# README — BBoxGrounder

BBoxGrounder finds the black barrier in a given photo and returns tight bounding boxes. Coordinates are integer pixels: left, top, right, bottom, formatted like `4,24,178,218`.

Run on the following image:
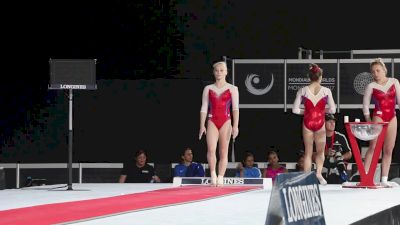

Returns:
395,60,400,80
232,58,399,110
234,60,284,107
339,58,398,109
265,172,325,225
0,168,5,190
339,60,375,105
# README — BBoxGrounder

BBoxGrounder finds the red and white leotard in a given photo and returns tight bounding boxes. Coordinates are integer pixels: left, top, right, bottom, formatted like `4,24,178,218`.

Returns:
292,86,336,131
200,83,239,129
363,78,400,122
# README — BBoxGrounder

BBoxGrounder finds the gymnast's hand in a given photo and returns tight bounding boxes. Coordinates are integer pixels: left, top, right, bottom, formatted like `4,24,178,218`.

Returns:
199,126,207,140
232,126,239,139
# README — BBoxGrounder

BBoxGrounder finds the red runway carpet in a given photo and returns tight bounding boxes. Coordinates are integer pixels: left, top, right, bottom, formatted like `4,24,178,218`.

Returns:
0,185,259,225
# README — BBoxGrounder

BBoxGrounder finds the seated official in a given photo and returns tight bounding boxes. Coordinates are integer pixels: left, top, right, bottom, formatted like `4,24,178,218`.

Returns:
119,149,160,183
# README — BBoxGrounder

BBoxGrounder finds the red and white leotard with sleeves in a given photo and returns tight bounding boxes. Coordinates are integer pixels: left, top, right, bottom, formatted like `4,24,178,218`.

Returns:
363,78,400,122
200,83,239,129
292,86,336,131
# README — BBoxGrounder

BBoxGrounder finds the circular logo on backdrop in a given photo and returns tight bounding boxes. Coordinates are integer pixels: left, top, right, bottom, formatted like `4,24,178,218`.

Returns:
353,72,374,95
245,73,274,95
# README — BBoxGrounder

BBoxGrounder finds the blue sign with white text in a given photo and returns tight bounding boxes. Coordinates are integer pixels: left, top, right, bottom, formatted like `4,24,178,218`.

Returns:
265,172,326,225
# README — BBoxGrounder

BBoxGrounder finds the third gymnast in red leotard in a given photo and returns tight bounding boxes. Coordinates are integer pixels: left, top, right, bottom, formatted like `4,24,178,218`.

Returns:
199,61,239,186
292,63,336,185
362,58,400,187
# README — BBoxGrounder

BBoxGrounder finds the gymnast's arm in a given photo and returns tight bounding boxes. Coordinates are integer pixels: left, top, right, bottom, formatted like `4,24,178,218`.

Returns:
325,88,336,114
231,86,239,139
395,78,400,113
292,88,304,115
363,84,373,122
199,86,209,140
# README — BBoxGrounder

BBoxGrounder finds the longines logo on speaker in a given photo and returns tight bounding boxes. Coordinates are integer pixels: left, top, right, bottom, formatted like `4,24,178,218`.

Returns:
59,84,87,89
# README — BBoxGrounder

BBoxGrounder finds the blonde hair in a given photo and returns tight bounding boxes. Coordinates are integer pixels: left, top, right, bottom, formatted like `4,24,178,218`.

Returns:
370,58,387,73
213,61,227,70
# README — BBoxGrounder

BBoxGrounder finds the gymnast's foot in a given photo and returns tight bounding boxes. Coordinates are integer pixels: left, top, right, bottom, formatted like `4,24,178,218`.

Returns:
217,175,224,187
380,176,390,188
380,180,398,188
316,174,327,185
210,172,217,187
381,181,392,188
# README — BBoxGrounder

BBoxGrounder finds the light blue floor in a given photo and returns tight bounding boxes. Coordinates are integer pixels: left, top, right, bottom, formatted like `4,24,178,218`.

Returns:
0,183,399,225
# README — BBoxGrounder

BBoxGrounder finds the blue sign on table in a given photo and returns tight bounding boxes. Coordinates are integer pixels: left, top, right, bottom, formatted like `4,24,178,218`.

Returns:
265,172,325,225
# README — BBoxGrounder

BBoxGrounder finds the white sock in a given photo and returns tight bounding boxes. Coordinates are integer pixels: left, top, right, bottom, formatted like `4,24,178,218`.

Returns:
381,176,388,183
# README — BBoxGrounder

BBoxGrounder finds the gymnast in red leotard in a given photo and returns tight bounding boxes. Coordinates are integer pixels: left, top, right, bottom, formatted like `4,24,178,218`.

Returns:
292,63,336,185
207,88,233,129
199,61,239,186
362,58,400,186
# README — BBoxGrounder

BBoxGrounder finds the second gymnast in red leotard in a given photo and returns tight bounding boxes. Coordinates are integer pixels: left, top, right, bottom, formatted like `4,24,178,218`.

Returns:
199,61,239,186
292,63,336,185
362,58,400,186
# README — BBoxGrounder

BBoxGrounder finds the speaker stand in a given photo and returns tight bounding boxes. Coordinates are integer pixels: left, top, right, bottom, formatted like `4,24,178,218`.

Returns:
48,89,89,191
68,89,73,190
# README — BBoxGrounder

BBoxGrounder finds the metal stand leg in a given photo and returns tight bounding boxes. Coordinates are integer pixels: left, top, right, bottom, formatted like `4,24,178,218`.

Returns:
67,89,73,190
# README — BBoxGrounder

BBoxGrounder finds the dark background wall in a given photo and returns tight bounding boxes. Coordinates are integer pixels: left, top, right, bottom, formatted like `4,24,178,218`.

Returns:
1,78,398,164
1,1,399,163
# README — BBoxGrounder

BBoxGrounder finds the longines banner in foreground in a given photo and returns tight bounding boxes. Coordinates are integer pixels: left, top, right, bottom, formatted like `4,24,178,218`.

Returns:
232,58,399,109
234,60,284,107
265,172,325,225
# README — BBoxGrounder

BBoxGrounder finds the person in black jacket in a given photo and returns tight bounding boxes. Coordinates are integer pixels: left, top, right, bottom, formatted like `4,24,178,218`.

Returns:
119,149,160,183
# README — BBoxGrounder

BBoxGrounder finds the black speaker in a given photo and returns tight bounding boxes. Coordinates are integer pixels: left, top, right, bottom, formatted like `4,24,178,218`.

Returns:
49,59,97,90
0,168,5,190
